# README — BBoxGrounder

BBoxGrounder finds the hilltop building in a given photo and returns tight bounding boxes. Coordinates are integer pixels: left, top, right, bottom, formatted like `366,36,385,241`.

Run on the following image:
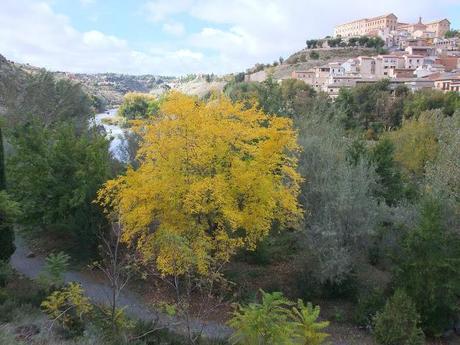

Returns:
397,17,451,38
334,13,398,37
334,14,450,39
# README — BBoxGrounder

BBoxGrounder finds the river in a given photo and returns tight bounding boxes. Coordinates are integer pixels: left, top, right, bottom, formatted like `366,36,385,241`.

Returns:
93,108,127,161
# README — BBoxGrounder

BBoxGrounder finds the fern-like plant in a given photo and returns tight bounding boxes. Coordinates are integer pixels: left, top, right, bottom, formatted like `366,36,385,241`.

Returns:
291,300,329,345
228,290,330,345
39,251,70,288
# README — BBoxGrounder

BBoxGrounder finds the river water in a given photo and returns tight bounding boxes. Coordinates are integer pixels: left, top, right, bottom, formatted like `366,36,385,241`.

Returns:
93,108,126,160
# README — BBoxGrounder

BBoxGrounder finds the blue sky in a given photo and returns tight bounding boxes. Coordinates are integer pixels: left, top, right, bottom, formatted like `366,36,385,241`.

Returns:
1,0,459,75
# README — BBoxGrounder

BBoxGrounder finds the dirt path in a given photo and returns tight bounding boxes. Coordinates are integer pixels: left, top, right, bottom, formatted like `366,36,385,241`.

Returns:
10,235,232,340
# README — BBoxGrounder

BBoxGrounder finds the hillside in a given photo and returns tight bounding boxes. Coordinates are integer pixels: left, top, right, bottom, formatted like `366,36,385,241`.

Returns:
1,47,380,113
0,55,28,117
58,72,175,108
0,54,227,109
247,47,380,80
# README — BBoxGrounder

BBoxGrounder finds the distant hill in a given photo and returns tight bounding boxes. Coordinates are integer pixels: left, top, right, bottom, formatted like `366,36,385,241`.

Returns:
1,46,381,113
54,72,175,108
0,54,228,109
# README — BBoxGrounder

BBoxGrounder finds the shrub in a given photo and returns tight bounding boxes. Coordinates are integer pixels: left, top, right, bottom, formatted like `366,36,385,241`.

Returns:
0,191,20,262
0,288,7,304
41,282,92,336
91,306,134,342
228,290,329,345
373,290,424,345
118,92,160,120
0,299,17,322
38,252,70,288
309,51,320,59
0,261,13,287
354,288,386,329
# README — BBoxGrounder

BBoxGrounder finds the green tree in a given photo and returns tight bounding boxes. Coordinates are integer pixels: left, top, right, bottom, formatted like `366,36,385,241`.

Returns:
8,70,92,129
403,89,460,119
0,125,16,262
297,116,383,283
370,138,405,205
8,123,112,254
386,114,438,178
335,79,404,131
445,29,460,38
373,290,424,345
394,198,460,336
118,92,160,120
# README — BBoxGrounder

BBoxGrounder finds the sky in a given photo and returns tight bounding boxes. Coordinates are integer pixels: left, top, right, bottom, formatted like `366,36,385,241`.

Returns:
1,0,459,76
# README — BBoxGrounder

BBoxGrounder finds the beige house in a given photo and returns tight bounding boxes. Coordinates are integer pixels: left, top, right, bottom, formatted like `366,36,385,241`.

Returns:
334,13,398,37
358,56,377,76
398,17,450,38
426,19,451,38
291,70,315,84
404,55,425,69
375,55,405,76
433,74,460,92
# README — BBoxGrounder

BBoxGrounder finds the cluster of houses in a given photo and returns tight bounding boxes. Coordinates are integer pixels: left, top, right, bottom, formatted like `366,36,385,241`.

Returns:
288,14,460,97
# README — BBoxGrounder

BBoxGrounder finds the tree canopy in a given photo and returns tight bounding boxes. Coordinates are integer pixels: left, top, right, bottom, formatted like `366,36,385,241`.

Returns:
97,92,301,276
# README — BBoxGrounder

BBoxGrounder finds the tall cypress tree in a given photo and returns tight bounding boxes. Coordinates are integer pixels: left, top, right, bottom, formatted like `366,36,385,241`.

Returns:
0,125,15,261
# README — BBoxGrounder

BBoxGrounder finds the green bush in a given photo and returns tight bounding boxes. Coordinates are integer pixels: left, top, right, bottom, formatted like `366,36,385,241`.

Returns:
228,290,329,345
354,288,386,328
0,299,17,322
0,288,8,305
309,51,320,59
90,306,134,342
38,252,70,288
321,274,359,300
373,290,424,345
0,261,13,287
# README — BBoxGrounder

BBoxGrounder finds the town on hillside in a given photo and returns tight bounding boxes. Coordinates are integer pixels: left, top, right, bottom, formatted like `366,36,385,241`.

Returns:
248,13,460,98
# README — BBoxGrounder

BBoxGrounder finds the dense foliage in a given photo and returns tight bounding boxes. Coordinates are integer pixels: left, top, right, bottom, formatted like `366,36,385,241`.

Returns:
373,290,425,345
5,71,92,129
118,92,160,120
1,57,459,344
0,126,17,262
8,123,111,252
97,92,301,276
229,291,329,345
394,198,460,336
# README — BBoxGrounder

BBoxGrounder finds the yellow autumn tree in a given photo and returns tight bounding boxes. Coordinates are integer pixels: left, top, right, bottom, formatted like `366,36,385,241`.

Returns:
97,92,301,277
386,113,439,177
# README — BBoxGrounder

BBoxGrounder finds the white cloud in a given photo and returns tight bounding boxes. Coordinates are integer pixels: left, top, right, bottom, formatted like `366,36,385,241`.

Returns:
146,0,459,72
0,0,457,75
0,0,222,75
162,22,185,36
144,0,192,22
